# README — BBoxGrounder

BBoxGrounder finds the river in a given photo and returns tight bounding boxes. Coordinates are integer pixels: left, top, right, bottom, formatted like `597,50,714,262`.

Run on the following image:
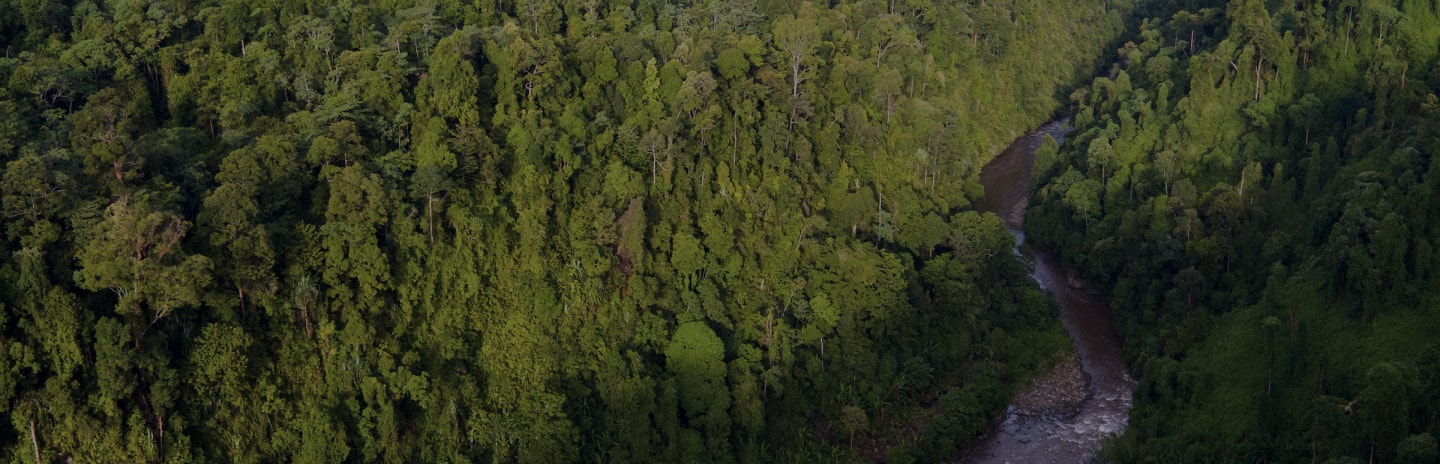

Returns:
958,119,1136,463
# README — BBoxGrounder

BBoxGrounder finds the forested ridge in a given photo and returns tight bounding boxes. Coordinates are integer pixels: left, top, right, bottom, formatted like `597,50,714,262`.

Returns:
1026,0,1440,461
0,0,1139,462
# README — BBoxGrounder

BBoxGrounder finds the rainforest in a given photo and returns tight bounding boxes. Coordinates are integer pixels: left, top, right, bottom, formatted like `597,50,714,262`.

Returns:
0,0,1437,463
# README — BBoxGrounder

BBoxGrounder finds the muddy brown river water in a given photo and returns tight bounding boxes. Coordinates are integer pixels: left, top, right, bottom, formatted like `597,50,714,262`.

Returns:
959,120,1136,464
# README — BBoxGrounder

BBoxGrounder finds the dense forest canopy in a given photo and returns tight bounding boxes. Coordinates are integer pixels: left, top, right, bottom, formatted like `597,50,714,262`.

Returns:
1026,0,1440,462
0,0,1141,462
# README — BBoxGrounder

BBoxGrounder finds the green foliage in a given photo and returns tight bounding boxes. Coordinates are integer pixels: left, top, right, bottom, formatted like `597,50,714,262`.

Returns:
75,194,213,325
1027,1,1440,461
0,0,1137,461
1397,433,1438,464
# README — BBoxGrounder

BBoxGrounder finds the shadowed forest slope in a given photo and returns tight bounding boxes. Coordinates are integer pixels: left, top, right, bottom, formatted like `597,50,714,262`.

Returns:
1026,0,1440,461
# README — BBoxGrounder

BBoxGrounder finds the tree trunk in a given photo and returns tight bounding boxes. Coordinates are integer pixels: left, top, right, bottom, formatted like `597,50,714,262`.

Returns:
30,420,40,464
1238,170,1246,199
1255,57,1263,102
791,58,802,97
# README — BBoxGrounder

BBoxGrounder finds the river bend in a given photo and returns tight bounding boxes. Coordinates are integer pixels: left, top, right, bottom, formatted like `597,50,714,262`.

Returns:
959,120,1136,464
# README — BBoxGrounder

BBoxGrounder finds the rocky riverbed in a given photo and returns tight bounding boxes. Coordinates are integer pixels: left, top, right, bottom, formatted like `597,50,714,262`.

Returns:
1009,354,1087,421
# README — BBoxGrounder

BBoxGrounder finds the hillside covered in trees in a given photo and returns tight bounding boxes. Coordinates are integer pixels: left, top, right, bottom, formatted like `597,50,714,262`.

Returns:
0,0,1146,462
1026,0,1440,461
